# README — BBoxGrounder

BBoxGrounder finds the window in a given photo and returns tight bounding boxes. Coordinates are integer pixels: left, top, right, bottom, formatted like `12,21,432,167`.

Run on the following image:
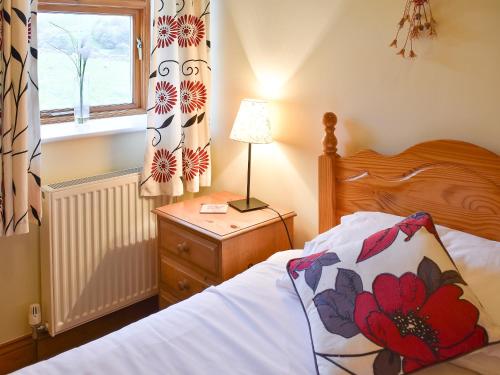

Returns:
38,0,150,123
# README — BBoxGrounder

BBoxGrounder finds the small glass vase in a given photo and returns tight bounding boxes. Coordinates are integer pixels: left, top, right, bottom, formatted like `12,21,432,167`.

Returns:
74,74,90,124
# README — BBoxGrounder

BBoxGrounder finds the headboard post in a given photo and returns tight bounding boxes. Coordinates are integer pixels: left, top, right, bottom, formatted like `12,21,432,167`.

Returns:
318,112,338,233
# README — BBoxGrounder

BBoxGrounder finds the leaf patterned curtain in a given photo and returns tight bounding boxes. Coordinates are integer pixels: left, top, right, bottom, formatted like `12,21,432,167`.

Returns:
141,0,211,197
0,0,42,236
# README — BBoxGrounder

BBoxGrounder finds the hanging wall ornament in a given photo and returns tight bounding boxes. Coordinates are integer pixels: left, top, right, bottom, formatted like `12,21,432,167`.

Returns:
390,0,437,59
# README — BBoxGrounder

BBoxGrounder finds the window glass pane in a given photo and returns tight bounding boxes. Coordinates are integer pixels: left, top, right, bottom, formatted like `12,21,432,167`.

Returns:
38,13,133,111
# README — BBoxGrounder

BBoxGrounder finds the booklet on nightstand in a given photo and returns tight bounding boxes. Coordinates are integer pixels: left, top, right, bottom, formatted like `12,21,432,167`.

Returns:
200,203,229,214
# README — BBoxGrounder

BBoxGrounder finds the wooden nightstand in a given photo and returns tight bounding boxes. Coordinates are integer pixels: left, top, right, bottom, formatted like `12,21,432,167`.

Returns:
153,191,296,309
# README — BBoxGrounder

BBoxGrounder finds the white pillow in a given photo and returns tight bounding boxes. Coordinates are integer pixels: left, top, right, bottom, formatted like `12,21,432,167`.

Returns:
300,211,500,372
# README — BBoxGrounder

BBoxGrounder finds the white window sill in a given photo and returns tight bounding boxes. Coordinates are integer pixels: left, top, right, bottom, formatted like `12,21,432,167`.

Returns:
41,114,147,144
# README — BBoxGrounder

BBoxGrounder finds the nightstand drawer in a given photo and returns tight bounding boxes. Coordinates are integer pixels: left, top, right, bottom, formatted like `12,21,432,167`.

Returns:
158,220,219,275
160,256,210,300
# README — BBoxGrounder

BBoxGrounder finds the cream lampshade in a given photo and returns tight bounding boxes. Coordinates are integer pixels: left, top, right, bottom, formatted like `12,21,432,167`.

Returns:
229,99,273,144
227,99,273,212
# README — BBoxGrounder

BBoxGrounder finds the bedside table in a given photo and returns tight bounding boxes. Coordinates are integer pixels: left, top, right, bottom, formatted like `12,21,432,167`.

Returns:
153,191,296,309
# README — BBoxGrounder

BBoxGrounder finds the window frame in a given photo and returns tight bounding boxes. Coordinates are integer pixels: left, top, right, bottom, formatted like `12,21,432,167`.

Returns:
38,0,150,124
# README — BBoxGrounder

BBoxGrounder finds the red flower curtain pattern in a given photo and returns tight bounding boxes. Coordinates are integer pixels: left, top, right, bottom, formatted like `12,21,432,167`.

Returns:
141,0,211,196
0,0,42,236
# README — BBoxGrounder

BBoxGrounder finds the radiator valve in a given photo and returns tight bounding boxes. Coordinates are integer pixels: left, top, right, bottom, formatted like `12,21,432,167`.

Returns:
29,303,47,340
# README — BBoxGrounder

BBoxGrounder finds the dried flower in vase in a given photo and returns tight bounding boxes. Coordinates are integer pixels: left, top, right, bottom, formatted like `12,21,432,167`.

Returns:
390,0,437,59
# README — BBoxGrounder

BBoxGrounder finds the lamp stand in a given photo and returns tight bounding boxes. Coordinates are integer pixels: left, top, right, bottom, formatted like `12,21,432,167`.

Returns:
228,143,268,212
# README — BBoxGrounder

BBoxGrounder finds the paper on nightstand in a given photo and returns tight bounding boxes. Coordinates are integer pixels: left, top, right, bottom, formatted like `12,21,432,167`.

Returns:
200,203,229,214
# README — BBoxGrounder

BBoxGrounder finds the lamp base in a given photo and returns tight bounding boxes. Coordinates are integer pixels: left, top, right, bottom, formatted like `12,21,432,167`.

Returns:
228,198,268,212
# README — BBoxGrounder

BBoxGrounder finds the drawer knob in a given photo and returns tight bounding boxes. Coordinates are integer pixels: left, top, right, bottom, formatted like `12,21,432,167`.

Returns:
176,242,189,254
177,280,190,291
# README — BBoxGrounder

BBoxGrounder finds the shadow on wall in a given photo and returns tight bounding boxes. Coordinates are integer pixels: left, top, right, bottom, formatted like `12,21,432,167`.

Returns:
226,0,342,100
338,118,375,157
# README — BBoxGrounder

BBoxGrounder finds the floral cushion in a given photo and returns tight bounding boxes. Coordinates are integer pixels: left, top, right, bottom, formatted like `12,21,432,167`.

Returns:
287,212,500,374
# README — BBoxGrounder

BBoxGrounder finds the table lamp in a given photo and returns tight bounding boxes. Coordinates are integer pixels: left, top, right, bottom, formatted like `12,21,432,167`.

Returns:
227,99,273,212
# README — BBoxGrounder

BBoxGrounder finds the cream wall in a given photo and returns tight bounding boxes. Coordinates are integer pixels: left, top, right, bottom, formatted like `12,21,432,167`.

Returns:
0,132,146,344
210,0,500,249
1,0,500,346
0,227,40,345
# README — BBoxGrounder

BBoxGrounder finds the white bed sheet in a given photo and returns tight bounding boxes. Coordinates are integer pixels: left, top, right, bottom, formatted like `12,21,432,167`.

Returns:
16,250,477,375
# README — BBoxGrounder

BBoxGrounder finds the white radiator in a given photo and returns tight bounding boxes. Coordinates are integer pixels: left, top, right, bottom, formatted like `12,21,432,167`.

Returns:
41,168,169,336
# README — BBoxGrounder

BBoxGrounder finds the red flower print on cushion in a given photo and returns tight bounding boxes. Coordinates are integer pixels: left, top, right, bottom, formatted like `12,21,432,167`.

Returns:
177,14,205,47
179,80,207,113
198,148,209,175
155,81,177,114
151,149,177,183
289,251,328,279
357,212,438,263
354,272,487,373
157,15,179,48
182,148,199,181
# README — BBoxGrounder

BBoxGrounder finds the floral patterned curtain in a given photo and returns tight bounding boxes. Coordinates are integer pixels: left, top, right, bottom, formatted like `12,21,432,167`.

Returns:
141,0,211,196
0,0,42,237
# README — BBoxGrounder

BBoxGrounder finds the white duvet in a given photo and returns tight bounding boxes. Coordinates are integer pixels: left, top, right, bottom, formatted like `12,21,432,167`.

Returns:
17,251,476,375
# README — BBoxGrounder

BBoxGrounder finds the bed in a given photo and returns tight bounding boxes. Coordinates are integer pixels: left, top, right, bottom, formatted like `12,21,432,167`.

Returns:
17,112,500,374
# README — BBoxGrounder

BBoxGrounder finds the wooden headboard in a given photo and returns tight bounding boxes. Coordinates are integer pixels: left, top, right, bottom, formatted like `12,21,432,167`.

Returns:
318,112,500,241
